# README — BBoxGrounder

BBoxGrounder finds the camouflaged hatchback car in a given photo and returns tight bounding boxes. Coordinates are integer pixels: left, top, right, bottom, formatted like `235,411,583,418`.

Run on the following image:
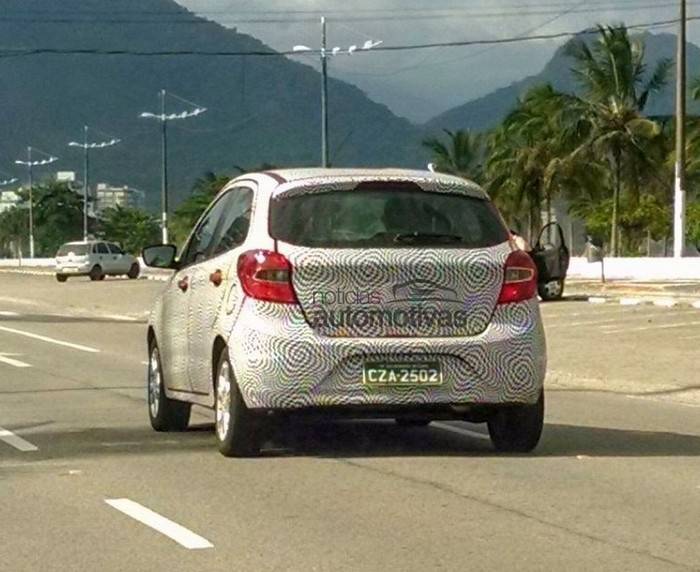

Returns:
143,169,547,457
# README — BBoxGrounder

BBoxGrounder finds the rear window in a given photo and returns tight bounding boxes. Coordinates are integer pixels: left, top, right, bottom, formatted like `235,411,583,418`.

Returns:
57,244,89,256
270,187,509,248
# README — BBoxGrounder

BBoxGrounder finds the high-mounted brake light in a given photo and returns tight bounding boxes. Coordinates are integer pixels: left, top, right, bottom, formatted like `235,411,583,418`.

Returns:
237,250,297,304
498,250,538,304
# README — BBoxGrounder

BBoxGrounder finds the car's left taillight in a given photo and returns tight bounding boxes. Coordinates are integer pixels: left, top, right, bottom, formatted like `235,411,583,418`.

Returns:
237,250,297,304
498,250,538,304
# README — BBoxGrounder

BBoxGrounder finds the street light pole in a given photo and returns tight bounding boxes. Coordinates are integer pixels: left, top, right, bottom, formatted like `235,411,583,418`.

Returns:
161,89,169,244
320,17,329,168
28,148,34,259
674,0,687,258
15,147,58,259
140,90,206,245
68,127,120,241
292,27,382,168
83,126,89,241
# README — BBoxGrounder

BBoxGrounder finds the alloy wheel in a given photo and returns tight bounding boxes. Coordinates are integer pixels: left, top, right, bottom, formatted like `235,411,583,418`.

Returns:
216,359,232,441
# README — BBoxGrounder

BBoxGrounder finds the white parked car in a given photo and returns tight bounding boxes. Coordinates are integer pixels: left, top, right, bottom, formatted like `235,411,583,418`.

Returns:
143,169,547,457
55,240,140,282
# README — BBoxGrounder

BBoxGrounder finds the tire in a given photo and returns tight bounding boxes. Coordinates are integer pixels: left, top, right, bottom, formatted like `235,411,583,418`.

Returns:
89,265,103,282
395,418,431,427
127,262,140,280
56,274,68,283
487,390,544,453
538,279,565,301
214,347,262,457
147,342,191,432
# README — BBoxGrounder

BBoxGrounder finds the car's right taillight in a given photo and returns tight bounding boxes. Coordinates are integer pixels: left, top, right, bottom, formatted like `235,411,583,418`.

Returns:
498,250,538,304
237,249,297,304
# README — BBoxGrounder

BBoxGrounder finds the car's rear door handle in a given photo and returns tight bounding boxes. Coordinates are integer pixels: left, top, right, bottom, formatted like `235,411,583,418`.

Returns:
177,276,189,292
209,269,223,287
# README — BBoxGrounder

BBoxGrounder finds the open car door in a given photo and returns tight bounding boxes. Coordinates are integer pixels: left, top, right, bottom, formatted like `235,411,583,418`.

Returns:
531,222,570,301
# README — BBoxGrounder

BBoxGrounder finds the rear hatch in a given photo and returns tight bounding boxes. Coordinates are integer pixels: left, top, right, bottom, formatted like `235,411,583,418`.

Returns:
270,180,511,338
56,243,90,265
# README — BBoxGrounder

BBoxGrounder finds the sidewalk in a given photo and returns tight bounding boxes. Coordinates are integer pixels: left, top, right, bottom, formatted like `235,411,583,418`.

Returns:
565,279,700,307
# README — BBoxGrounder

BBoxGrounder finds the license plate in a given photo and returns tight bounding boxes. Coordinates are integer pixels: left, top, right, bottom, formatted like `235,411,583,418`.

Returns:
363,361,443,387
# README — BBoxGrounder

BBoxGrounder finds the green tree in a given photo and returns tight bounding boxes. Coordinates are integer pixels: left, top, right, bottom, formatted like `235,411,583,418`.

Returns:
170,172,230,246
687,201,700,251
100,205,160,254
0,206,28,258
566,25,672,255
486,85,600,241
31,182,85,256
422,129,484,182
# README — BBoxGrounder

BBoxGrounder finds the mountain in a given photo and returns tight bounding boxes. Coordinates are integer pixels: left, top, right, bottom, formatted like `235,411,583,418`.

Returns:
425,32,700,133
0,0,425,207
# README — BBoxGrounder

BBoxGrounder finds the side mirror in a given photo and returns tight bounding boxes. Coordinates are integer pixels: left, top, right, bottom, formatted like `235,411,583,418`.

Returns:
142,244,178,269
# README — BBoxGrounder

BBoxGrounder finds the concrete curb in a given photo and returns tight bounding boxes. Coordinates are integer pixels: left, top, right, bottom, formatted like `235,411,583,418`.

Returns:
573,295,700,309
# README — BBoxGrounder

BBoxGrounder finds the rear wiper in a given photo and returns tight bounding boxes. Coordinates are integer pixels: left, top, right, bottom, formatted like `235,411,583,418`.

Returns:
394,232,465,244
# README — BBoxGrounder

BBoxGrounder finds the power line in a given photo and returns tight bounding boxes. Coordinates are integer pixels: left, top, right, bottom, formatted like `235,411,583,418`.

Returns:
0,16,695,59
1,2,698,25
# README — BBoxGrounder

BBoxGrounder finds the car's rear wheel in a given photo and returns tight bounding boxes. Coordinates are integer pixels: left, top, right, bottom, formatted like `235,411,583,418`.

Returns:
147,342,191,431
56,273,68,283
89,265,103,281
538,279,565,301
127,262,140,279
487,390,544,453
395,418,431,427
215,347,261,457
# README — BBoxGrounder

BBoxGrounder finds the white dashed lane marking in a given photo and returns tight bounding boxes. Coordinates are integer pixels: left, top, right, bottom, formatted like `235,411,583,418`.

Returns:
105,499,213,550
0,426,39,452
0,325,100,353
603,320,700,335
0,353,31,368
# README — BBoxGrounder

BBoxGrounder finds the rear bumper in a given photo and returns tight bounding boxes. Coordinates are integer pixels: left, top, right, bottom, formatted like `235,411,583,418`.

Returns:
229,298,546,410
56,264,91,275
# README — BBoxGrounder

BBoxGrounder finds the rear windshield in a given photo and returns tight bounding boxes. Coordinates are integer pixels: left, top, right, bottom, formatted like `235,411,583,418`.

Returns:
57,244,89,256
269,188,509,248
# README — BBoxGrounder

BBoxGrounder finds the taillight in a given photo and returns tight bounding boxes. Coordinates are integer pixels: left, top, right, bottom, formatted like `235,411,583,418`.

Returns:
237,250,297,304
498,250,538,304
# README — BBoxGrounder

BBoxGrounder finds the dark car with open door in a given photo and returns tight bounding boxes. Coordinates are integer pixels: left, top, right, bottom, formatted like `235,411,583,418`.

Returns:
530,222,570,301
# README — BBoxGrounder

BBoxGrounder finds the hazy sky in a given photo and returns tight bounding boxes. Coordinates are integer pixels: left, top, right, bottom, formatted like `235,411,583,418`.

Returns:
177,1,695,122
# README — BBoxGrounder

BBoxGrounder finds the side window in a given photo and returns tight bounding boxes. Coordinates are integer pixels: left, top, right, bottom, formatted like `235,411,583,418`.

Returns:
180,194,230,267
211,188,254,257
107,243,123,255
97,243,109,254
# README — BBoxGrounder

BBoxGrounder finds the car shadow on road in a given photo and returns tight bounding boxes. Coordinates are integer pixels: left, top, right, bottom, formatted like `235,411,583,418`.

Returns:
260,420,700,459
8,420,700,461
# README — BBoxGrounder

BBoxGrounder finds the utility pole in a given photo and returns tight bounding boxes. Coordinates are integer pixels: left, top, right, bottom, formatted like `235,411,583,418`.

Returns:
68,127,120,242
320,16,329,168
141,90,206,245
15,147,58,259
674,0,687,258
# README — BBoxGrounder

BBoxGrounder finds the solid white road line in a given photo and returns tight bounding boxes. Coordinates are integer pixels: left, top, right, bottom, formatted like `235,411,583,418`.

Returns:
0,325,100,353
0,426,39,452
0,311,20,317
603,320,700,335
105,499,213,550
546,309,689,329
432,422,491,441
0,354,31,368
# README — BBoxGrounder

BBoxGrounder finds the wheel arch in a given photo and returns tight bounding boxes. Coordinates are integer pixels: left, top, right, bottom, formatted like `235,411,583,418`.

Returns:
212,335,228,388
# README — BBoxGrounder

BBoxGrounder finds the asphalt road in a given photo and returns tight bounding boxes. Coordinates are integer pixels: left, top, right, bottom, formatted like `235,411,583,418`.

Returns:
1,272,700,571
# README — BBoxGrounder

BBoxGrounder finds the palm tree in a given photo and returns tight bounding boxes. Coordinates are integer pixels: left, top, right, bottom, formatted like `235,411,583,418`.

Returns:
486,85,594,241
423,129,483,182
566,25,671,255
